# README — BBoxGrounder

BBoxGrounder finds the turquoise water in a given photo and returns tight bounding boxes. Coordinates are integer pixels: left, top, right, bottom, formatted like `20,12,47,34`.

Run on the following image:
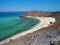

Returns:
0,16,40,41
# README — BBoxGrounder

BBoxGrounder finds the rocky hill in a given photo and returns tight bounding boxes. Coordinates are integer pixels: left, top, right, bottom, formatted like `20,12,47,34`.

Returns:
20,10,50,17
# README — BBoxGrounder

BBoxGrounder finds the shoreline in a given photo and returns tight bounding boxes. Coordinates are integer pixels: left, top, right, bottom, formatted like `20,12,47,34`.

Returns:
0,16,56,45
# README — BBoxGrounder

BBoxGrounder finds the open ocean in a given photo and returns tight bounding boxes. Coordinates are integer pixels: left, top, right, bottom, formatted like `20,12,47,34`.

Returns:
0,12,25,18
0,12,40,41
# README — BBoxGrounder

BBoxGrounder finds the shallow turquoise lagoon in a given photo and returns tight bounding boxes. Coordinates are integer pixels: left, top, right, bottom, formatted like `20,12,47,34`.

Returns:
0,16,40,41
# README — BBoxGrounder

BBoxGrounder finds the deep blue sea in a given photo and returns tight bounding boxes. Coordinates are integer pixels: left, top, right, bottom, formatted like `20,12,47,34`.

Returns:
0,12,25,18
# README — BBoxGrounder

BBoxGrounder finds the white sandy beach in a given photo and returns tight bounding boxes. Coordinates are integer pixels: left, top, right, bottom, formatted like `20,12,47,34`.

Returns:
0,16,56,45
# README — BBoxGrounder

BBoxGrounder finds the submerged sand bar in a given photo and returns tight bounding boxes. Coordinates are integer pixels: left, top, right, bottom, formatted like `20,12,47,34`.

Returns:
0,16,56,45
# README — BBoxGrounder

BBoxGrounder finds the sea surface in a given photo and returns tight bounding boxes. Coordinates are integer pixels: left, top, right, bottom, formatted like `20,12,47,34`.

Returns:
0,12,40,41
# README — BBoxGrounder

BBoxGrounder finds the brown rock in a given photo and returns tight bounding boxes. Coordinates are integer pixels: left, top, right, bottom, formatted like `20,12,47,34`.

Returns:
20,10,50,17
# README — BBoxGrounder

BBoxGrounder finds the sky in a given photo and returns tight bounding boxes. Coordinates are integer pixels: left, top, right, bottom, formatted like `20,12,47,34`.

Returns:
0,0,60,12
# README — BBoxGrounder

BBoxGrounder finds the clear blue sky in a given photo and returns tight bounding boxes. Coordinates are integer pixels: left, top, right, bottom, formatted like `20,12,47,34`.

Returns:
0,0,60,12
